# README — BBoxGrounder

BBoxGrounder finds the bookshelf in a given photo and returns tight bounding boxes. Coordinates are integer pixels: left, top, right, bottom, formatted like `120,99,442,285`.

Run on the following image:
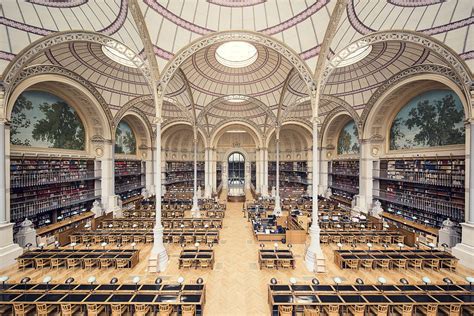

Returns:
373,157,465,232
251,161,256,188
114,160,145,200
268,161,308,197
216,161,222,189
328,160,359,205
10,157,99,232
165,161,204,194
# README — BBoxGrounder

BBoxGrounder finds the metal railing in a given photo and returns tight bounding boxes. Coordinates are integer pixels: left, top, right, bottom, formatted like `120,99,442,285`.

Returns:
11,170,99,188
374,169,464,188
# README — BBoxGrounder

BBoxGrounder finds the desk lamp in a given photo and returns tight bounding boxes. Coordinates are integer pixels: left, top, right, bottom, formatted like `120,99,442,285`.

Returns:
131,242,137,250
178,276,185,295
109,224,113,229
287,244,293,250
194,242,200,250
367,243,373,251
441,243,449,252
443,277,453,291
312,278,319,286
54,241,60,249
21,277,31,291
70,242,77,250
132,224,138,229
196,278,204,284
116,243,122,249
333,277,342,292
260,243,265,249
25,243,32,251
397,243,405,251
110,277,119,285
132,276,140,292
377,277,387,292
87,276,96,292
427,243,436,251
337,243,343,250
466,276,474,290
270,278,278,285
101,242,107,250
274,243,278,252
422,276,431,290
65,277,75,292
38,243,45,250
43,276,52,292
0,276,9,290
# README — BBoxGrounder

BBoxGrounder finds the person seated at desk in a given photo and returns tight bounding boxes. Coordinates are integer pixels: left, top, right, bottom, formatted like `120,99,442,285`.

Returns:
276,225,285,234
322,215,330,222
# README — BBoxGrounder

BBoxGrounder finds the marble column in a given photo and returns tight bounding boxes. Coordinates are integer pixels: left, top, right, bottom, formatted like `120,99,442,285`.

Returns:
273,130,282,216
255,148,261,194
261,147,269,196
0,119,23,269
101,139,120,215
204,147,212,198
191,136,200,214
150,119,168,271
355,139,373,213
305,118,325,272
453,118,474,269
145,146,154,196
318,147,329,195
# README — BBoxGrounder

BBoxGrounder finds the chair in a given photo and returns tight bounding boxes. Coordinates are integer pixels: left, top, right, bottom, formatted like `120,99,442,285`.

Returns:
438,304,461,316
393,304,413,316
418,304,438,316
280,259,292,269
145,235,153,243
172,236,182,243
322,305,339,316
158,304,173,316
346,259,359,269
133,235,144,243
369,304,389,316
13,304,35,316
99,258,112,269
116,259,130,269
320,235,329,244
264,260,276,269
36,303,57,316
181,259,193,269
357,235,367,244
348,305,365,316
360,259,373,269
278,305,293,316
86,304,105,316
34,258,50,269
17,258,32,270
376,259,390,270
443,259,457,271
60,304,82,316
121,235,131,244
392,259,407,270
50,258,64,269
93,236,103,243
303,306,320,316
108,235,117,244
111,304,128,316
182,305,195,316
382,236,392,244
184,235,194,244
199,259,211,269
424,259,440,270
83,258,96,269
66,258,81,269
134,304,150,316
408,259,422,269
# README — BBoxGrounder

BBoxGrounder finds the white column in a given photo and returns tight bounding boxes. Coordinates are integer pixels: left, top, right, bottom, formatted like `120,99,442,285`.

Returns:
255,148,261,193
191,136,200,214
307,149,313,195
453,118,474,269
261,147,269,196
319,147,329,195
101,140,119,214
355,139,373,213
145,146,154,196
211,148,217,193
150,119,168,271
305,118,325,272
273,130,282,216
0,119,23,269
204,147,211,198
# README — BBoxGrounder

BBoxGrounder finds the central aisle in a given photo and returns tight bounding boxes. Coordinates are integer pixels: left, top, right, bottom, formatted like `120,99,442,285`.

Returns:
204,201,270,315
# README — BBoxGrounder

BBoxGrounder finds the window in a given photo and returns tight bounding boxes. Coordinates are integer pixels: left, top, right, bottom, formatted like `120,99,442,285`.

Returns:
228,152,245,186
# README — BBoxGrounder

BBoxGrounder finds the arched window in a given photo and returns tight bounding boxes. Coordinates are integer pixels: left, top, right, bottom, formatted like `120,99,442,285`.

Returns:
337,120,359,155
228,152,245,186
389,90,465,150
115,120,137,154
10,90,85,150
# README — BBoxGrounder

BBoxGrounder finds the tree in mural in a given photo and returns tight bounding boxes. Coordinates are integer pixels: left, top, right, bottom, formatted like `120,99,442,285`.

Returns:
32,101,85,150
351,122,360,153
389,117,405,150
122,130,136,154
115,122,136,154
405,94,464,147
337,129,352,154
10,95,33,146
115,127,124,153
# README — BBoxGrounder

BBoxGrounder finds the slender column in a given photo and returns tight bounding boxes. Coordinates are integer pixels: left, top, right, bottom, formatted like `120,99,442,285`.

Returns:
355,139,373,213
101,139,119,214
211,148,217,193
255,148,261,193
273,129,282,216
204,147,211,198
191,136,200,214
319,147,329,195
261,147,269,196
306,149,313,195
150,119,168,271
305,117,325,272
145,146,154,196
0,121,6,223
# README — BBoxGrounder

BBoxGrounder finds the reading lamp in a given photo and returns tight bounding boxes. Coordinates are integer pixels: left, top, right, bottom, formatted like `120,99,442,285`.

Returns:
333,277,342,292
43,276,52,292
0,276,9,290
270,278,278,285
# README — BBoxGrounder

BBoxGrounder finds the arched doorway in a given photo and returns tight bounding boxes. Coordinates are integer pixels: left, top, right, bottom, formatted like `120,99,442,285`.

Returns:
228,152,245,200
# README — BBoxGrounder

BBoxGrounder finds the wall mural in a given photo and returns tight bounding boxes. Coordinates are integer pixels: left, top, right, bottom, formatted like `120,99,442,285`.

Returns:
337,120,359,155
390,90,464,150
10,90,85,150
115,120,136,155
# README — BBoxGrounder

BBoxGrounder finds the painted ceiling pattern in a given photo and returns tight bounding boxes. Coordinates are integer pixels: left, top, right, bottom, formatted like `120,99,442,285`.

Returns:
0,0,472,137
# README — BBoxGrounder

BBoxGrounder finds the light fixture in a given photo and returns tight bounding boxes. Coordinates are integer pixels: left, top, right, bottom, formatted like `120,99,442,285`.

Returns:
70,242,77,250
0,276,9,290
38,243,45,250
274,243,278,251
215,41,258,68
443,277,453,285
333,277,342,292
194,242,200,249
155,277,163,285
131,242,137,250
289,277,297,285
25,243,32,251
355,278,364,285
466,276,474,289
270,278,277,285
177,276,185,285
109,224,113,228
101,242,107,250
422,276,431,286
21,277,31,291
367,243,373,251
335,44,372,68
110,277,119,285
102,45,138,68
312,278,319,285
337,242,343,250
132,276,140,291
441,243,449,251
43,276,52,291
397,243,405,251
427,243,436,251
88,276,96,285
378,277,387,285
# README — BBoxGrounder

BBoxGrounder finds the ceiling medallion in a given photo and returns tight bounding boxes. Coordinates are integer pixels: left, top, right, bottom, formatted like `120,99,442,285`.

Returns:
224,95,249,103
216,41,258,68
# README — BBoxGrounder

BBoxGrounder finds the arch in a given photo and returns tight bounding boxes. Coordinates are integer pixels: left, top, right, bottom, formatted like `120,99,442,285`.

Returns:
2,30,152,103
320,30,472,97
118,110,153,148
211,121,263,149
319,95,360,122
320,107,359,149
158,30,317,118
265,122,312,149
162,123,208,151
6,73,112,142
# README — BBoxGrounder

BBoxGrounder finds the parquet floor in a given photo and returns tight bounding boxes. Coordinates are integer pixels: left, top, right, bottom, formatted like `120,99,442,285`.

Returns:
1,199,474,315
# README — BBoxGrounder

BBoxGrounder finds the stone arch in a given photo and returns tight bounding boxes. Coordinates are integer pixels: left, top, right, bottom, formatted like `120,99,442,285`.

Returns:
211,121,263,149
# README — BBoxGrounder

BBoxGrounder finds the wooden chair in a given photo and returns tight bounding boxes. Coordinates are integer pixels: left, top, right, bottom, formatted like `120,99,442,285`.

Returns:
99,258,113,269
111,304,128,316
370,235,380,243
93,236,103,243
121,235,131,244
66,258,81,269
50,258,64,269
17,258,32,270
369,304,389,316
392,259,407,270
83,258,96,269
360,259,373,269
408,259,422,269
332,236,341,244
346,259,359,269
182,305,195,316
13,303,35,316
172,236,182,243
133,235,144,243
108,235,117,244
303,306,320,316
278,305,293,316
134,304,150,316
393,304,413,316
322,305,339,316
461,306,474,316
264,260,276,269
424,259,440,270
181,259,193,269
443,259,457,271
418,304,438,316
320,235,329,244
86,304,105,316
199,259,211,269
184,235,194,244
158,304,173,316
376,259,390,269
116,259,129,269
0,305,12,315
34,258,50,269
382,236,392,244
36,303,57,316
280,259,292,269
145,235,153,243
348,305,365,316
438,304,461,316
60,304,82,316
357,235,367,244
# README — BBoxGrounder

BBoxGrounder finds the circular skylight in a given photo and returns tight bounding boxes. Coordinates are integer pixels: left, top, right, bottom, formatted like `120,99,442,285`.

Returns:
102,45,137,68
216,41,258,68
335,45,372,68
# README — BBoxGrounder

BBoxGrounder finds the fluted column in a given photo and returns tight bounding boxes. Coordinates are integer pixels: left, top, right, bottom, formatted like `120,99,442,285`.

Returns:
261,147,269,196
145,146,154,195
0,120,6,223
356,138,373,213
273,128,282,216
150,118,168,271
255,148,261,193
101,139,119,214
305,117,325,272
191,135,200,215
204,147,211,198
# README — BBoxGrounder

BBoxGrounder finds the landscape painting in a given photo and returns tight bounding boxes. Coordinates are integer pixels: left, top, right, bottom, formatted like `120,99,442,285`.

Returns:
337,120,359,155
115,120,137,154
390,90,464,150
10,90,86,150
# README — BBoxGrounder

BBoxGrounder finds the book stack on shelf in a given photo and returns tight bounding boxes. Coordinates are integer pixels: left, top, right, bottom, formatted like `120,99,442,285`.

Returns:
10,158,99,232
268,161,308,197
374,157,465,234
165,161,204,194
114,160,145,200
328,160,359,205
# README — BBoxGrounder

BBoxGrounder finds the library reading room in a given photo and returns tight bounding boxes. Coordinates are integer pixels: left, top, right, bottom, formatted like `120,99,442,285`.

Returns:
0,0,473,315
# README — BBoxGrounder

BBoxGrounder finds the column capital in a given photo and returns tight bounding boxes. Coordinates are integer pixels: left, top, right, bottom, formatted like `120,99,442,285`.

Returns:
311,117,321,125
152,117,163,125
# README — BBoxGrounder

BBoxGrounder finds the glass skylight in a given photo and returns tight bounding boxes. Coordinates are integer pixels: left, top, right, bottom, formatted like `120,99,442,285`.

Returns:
102,45,137,68
216,41,258,68
336,45,372,68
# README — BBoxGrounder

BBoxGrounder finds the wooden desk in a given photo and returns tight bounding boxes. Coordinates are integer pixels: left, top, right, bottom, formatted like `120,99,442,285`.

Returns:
178,249,215,269
259,249,295,269
320,230,404,244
